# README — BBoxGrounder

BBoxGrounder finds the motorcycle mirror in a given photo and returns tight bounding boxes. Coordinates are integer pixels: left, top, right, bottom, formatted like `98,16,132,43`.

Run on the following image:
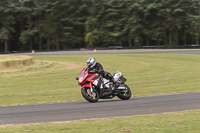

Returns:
76,77,78,80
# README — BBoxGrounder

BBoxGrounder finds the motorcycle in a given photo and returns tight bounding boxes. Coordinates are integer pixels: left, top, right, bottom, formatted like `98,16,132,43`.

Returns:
76,67,131,103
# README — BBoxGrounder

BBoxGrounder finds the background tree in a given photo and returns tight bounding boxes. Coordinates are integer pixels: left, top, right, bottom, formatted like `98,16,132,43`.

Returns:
0,0,16,52
42,1,63,50
60,0,89,49
19,0,39,51
0,0,200,52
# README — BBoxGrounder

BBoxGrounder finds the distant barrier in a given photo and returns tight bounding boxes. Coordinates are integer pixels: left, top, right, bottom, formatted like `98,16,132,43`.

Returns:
0,45,200,54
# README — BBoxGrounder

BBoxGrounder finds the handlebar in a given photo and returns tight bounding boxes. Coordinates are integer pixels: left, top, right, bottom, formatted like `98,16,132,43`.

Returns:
85,66,89,71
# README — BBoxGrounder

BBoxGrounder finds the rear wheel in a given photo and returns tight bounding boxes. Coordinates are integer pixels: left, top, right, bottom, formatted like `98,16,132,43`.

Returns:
117,84,131,100
81,87,99,103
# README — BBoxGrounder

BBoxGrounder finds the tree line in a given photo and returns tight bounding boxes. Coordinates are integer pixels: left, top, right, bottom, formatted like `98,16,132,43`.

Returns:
0,0,200,52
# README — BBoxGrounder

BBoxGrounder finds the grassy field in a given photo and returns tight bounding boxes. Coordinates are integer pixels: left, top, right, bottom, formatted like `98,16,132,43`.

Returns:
0,110,200,133
0,54,200,106
1,54,200,132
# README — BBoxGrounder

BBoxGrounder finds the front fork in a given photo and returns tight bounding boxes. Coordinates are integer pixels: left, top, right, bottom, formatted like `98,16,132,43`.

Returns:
81,83,93,89
82,83,97,93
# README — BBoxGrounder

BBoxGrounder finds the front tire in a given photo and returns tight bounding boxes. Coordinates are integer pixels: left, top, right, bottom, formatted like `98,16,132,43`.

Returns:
117,84,132,100
81,87,99,103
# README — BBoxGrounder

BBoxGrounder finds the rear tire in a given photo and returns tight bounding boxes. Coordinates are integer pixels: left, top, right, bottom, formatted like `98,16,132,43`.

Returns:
117,84,131,100
81,87,99,103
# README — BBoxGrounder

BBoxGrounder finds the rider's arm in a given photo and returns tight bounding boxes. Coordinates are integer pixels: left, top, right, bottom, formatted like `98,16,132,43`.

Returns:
96,62,104,74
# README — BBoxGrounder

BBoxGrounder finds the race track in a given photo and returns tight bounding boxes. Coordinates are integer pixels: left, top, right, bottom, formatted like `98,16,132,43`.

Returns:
1,49,200,125
11,49,200,55
1,92,200,125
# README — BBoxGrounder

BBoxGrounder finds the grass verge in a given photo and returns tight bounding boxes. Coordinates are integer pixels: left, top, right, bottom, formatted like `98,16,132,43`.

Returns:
0,110,200,133
0,54,200,106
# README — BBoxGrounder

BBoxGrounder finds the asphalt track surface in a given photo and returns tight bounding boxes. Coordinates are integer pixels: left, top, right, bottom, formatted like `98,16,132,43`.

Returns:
10,49,200,55
1,49,200,125
1,92,200,125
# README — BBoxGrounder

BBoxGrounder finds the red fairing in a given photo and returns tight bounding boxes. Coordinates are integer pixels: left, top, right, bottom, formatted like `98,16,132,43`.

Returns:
79,68,85,75
77,68,98,88
82,83,92,89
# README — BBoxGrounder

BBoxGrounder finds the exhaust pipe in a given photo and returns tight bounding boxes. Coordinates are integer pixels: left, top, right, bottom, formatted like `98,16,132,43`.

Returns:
117,87,126,89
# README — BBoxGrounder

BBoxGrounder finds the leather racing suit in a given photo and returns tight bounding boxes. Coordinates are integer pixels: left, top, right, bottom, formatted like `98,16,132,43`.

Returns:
88,62,114,90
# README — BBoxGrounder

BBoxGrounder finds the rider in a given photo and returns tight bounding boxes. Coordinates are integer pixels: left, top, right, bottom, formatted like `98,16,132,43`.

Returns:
86,57,118,90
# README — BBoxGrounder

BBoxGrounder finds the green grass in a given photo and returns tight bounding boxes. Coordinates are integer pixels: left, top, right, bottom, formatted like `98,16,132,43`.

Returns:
0,54,200,106
1,110,200,133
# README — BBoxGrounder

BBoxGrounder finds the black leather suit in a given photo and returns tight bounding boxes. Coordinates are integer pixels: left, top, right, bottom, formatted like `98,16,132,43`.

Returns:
88,62,113,81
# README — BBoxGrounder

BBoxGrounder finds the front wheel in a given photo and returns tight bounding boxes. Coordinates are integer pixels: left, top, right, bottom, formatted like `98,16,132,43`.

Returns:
81,87,99,103
117,84,132,100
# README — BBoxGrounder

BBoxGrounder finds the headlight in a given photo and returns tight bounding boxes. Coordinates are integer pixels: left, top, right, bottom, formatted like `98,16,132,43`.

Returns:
78,77,84,83
78,72,86,83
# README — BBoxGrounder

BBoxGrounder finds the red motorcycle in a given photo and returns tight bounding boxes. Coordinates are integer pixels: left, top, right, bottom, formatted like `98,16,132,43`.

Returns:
76,67,131,103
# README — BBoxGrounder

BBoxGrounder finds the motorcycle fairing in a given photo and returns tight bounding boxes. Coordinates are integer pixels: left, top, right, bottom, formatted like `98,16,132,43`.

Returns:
81,83,93,89
78,68,99,86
